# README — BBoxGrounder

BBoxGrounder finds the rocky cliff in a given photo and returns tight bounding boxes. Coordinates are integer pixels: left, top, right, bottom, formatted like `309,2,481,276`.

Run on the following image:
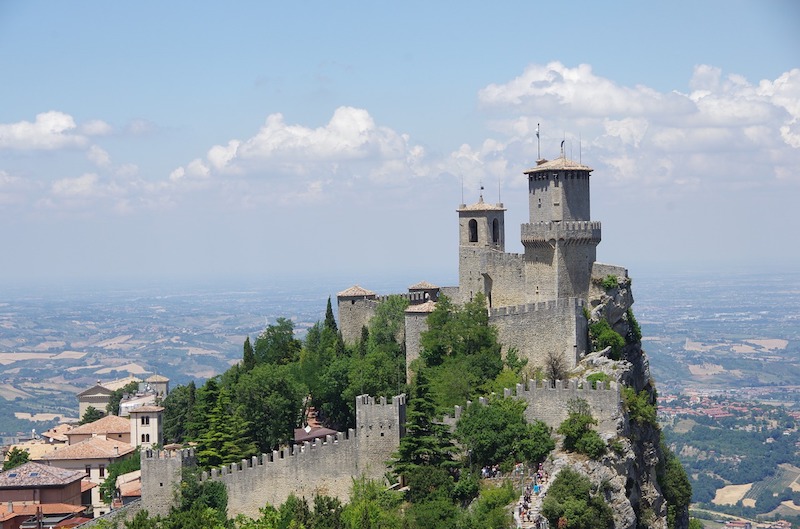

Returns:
539,277,689,529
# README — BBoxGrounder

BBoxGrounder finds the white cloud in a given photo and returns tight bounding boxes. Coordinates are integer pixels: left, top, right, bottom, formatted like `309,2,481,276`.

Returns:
472,62,800,189
51,173,100,197
87,145,112,167
0,111,88,150
80,119,113,136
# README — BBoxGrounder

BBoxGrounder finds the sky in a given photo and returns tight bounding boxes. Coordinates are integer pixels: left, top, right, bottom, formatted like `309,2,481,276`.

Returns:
1,1,798,290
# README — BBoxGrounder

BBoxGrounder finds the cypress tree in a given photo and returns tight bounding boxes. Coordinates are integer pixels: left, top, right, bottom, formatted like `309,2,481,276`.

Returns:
242,336,255,371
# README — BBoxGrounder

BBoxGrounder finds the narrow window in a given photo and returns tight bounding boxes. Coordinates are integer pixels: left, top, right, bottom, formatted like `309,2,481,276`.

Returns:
141,433,147,443
99,465,105,478
468,219,478,242
492,219,500,244
141,416,150,425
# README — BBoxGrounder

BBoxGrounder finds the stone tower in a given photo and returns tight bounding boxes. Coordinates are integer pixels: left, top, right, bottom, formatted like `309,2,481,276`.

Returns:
457,195,506,308
521,155,601,300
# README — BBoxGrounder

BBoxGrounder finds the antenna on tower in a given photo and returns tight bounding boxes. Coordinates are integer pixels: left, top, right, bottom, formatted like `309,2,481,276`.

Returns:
498,179,501,204
536,123,540,160
461,174,464,204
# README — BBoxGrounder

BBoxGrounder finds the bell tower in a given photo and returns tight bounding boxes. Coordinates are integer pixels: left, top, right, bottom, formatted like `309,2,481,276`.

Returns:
457,194,506,305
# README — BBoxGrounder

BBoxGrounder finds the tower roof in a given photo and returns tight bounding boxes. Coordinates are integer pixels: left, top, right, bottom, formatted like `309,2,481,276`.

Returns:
337,285,376,298
524,156,592,174
457,195,505,212
408,280,439,290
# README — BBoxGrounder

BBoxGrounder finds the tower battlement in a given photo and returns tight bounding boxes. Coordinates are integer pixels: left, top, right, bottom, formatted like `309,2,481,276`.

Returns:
521,220,602,246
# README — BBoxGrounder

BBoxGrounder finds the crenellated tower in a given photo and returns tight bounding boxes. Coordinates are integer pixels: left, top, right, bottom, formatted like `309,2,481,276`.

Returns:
522,154,601,300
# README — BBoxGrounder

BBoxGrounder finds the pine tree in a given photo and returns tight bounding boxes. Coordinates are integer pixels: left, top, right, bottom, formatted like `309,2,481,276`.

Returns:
196,387,257,468
242,336,255,371
325,297,338,332
389,369,456,479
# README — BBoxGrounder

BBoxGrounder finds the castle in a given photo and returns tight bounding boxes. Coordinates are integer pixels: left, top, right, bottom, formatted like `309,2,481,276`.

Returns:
338,149,627,375
139,149,629,519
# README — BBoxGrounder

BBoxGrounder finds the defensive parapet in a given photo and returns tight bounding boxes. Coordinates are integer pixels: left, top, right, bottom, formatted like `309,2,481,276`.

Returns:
140,448,196,518
444,379,621,434
521,221,602,246
140,394,407,520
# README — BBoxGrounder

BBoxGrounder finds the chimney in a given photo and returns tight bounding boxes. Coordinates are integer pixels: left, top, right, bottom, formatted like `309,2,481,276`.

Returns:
114,446,119,456
7,501,12,513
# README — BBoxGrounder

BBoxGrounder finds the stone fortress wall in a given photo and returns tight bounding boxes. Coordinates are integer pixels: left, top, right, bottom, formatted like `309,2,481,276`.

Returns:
141,395,405,521
141,380,620,519
443,379,621,434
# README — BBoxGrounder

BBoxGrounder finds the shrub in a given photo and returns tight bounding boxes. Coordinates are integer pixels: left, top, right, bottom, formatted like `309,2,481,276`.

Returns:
586,372,611,389
622,387,658,427
589,319,625,360
557,399,605,460
541,468,613,529
601,275,618,290
625,308,642,344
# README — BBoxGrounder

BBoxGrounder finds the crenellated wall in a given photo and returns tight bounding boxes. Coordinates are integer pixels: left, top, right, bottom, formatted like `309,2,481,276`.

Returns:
142,395,406,521
489,298,587,370
444,379,621,434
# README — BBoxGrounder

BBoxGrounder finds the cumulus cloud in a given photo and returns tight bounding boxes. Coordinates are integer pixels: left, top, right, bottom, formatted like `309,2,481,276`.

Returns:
51,173,101,197
473,62,800,190
87,145,112,167
0,111,88,150
169,106,439,203
80,119,113,136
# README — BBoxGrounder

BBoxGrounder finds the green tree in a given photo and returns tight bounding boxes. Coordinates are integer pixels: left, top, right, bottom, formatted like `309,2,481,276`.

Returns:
659,444,692,529
255,318,302,365
541,468,613,529
185,378,220,441
324,297,338,333
107,380,141,416
389,369,456,481
455,397,554,468
80,405,105,425
100,447,140,503
419,293,503,408
242,336,256,372
3,447,30,470
236,363,305,453
162,381,195,444
196,386,257,468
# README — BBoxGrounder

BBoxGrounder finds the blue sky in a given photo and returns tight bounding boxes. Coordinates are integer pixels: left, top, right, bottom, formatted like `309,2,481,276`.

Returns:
1,1,798,289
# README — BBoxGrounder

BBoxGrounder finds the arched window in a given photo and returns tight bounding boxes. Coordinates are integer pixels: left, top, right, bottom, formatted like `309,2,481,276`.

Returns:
141,434,146,443
492,219,500,244
469,219,478,242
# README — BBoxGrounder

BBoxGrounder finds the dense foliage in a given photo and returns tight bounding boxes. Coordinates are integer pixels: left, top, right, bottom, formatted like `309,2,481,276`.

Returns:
100,447,141,503
588,319,625,360
2,446,30,470
658,444,692,529
161,295,410,469
455,397,554,470
79,405,105,425
557,398,606,459
541,467,613,529
418,293,504,410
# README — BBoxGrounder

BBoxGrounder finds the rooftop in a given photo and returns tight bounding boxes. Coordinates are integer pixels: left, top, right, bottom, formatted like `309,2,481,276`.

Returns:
524,156,593,173
128,406,164,414
0,461,85,489
66,415,130,437
457,195,505,212
405,301,437,313
38,437,135,461
408,281,439,290
0,503,85,523
337,285,376,298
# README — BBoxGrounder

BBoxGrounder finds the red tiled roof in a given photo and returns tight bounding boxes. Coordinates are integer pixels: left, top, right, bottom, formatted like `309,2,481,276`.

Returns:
66,415,130,437
0,461,85,489
337,285,376,298
0,503,85,522
39,437,135,461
